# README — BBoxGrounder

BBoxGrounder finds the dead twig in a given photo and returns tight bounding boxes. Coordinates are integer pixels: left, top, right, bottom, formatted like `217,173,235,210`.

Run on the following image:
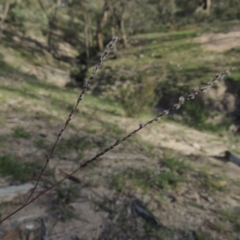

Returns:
58,169,81,184
26,36,118,204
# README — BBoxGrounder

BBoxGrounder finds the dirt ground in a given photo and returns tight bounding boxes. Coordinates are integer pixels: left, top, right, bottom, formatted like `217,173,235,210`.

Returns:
193,26,240,52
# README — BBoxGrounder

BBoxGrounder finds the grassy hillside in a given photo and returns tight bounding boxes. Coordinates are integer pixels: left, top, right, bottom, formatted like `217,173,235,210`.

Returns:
0,23,240,239
88,24,240,131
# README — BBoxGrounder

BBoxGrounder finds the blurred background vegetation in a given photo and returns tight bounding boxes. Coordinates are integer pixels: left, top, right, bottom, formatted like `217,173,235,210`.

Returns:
1,0,240,131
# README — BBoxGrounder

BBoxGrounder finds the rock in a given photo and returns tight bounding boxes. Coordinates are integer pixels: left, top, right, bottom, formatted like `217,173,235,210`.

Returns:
176,185,188,196
143,194,151,203
131,199,159,227
0,183,34,203
0,178,8,188
229,124,238,133
186,191,201,204
192,143,201,150
225,151,240,166
225,196,239,207
199,192,214,203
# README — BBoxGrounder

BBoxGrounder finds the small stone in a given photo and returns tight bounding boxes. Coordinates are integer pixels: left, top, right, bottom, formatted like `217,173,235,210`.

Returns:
143,194,151,203
186,191,201,204
192,143,201,150
0,183,34,203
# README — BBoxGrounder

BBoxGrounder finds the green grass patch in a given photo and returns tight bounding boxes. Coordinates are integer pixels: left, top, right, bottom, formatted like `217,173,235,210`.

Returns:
51,185,81,221
101,121,125,135
198,171,227,192
133,29,199,42
13,127,31,139
132,138,160,158
56,135,100,157
84,94,124,116
111,173,128,193
218,207,240,233
194,231,215,240
49,96,75,112
162,157,185,171
0,56,16,73
0,155,42,182
181,97,232,133
84,127,98,134
119,74,158,117
111,157,186,193
1,85,39,100
35,138,46,148
133,169,183,190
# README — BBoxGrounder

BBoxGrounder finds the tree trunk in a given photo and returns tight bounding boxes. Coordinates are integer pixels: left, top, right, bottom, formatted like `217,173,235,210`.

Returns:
83,1,89,62
120,17,128,48
203,0,211,15
0,0,10,39
37,0,61,53
88,12,93,47
96,1,110,51
111,26,117,56
113,0,128,48
97,32,104,52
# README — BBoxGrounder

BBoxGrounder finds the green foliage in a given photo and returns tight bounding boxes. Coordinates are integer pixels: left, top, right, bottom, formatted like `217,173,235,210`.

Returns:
183,98,210,129
175,0,199,15
182,97,232,132
0,155,42,182
213,1,240,21
119,74,158,117
157,0,176,24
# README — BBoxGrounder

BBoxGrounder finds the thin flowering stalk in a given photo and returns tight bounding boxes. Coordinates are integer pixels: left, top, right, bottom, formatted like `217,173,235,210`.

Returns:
0,67,233,223
26,36,118,203
65,68,234,168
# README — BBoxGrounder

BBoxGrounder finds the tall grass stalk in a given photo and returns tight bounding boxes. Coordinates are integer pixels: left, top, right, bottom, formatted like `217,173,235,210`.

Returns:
0,36,234,223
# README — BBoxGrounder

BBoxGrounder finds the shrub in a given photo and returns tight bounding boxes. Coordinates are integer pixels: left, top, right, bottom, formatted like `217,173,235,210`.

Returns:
119,74,158,117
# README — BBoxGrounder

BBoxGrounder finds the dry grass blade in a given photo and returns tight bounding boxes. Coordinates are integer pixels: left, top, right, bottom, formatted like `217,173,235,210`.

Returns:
25,36,118,203
0,67,233,224
59,169,81,183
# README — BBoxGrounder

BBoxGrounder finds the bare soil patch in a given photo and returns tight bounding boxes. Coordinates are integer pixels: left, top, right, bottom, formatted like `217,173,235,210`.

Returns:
193,28,240,52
